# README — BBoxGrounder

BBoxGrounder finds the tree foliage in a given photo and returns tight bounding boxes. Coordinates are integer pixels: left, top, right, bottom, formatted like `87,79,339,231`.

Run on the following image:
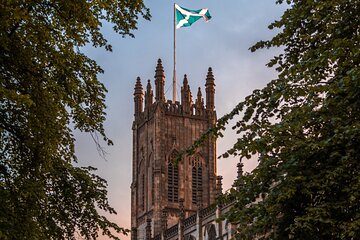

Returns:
0,1,150,239
215,0,359,239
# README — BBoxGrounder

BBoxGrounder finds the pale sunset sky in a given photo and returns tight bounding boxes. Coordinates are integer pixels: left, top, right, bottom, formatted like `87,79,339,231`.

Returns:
76,1,288,239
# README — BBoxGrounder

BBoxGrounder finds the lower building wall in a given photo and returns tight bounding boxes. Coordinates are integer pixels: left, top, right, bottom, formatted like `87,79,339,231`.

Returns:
147,202,235,240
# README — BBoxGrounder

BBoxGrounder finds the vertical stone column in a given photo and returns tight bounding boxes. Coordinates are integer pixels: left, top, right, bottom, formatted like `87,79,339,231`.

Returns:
179,198,185,240
131,227,137,240
215,175,223,239
146,218,152,240
205,67,217,206
131,80,141,234
216,204,222,239
216,175,223,199
161,209,168,240
196,189,203,240
153,106,164,237
153,168,162,236
131,126,138,233
196,212,203,240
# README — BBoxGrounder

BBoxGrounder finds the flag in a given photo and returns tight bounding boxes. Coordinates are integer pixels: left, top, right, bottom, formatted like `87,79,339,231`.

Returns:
175,4,212,29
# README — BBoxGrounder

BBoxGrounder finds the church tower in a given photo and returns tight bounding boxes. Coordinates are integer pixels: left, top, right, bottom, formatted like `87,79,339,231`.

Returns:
131,59,219,239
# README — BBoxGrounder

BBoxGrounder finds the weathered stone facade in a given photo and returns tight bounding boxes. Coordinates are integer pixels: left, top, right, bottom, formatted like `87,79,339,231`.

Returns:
152,202,236,240
131,59,221,239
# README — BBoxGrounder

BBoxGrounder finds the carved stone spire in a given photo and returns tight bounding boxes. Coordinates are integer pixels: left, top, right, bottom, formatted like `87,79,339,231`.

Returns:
154,58,165,102
236,161,244,190
145,79,153,108
134,77,143,118
181,74,192,114
205,67,215,111
195,87,204,109
183,73,188,86
237,161,244,180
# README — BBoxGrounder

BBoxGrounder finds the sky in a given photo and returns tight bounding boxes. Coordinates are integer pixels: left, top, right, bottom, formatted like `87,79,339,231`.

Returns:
76,1,288,239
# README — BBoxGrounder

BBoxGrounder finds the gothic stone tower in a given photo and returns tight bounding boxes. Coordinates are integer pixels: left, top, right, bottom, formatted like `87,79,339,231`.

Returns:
131,59,219,239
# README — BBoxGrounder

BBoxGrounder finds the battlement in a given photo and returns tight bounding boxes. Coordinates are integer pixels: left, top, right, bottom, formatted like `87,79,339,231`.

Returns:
133,59,216,122
164,100,208,117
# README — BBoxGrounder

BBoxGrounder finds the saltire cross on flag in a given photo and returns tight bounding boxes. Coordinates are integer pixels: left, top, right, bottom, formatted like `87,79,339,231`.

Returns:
171,3,212,103
175,4,212,29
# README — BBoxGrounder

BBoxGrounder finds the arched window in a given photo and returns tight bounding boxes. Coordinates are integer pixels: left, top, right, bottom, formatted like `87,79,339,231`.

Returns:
185,234,196,240
192,154,203,204
207,224,217,240
168,150,179,202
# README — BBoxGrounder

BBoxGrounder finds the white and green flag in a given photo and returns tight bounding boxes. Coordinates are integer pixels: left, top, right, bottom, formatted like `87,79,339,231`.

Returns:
175,4,212,29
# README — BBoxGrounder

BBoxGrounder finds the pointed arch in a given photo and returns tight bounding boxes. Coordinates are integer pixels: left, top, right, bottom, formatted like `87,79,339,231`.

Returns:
185,234,196,240
205,224,217,240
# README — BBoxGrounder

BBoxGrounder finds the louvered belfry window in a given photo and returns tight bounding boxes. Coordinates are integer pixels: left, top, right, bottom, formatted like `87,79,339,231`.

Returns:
168,150,179,202
192,155,203,204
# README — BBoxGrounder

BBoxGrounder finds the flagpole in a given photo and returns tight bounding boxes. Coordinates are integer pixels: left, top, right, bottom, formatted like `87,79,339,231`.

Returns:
173,3,177,103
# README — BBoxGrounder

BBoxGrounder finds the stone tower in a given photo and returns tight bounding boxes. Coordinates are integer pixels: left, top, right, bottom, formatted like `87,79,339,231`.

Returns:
131,59,219,239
